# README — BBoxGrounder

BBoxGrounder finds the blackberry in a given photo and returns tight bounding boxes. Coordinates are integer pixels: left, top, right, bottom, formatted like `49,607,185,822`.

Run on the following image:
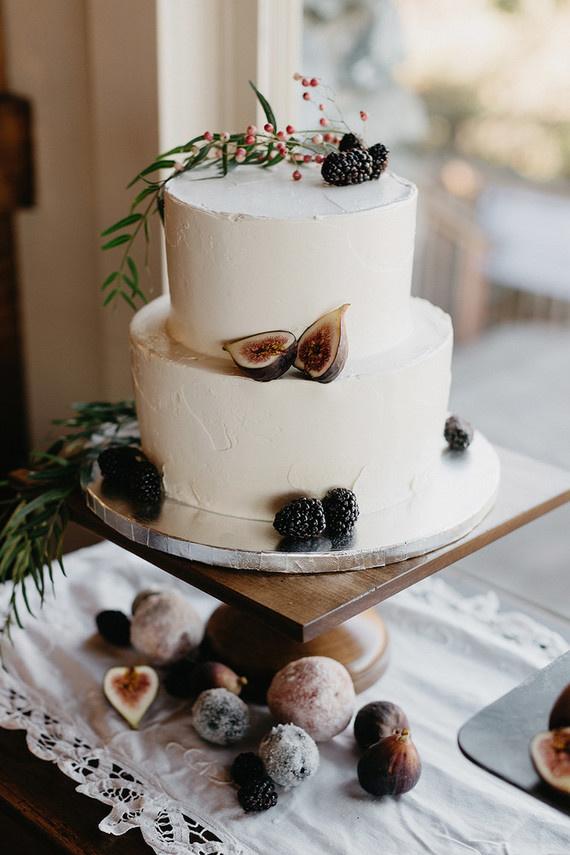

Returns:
368,143,389,179
444,415,473,451
322,488,360,537
231,752,266,787
128,460,162,505
338,132,364,152
98,445,145,484
273,498,326,539
321,149,373,187
237,777,278,813
96,610,131,647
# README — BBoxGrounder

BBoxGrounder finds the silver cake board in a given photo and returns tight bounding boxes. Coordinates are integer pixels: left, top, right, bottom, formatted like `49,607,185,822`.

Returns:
85,431,500,574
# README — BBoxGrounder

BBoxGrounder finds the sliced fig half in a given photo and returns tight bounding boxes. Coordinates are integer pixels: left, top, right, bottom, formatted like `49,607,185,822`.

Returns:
223,330,297,381
530,727,570,794
103,665,159,729
295,304,350,383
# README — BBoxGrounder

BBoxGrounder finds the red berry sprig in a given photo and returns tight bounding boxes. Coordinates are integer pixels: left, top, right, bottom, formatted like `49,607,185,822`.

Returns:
100,76,374,305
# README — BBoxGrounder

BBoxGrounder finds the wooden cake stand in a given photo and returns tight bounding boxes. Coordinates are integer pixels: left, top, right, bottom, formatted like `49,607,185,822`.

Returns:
70,447,570,702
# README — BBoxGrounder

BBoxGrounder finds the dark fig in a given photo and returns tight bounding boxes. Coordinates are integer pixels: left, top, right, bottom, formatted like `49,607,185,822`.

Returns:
354,701,410,751
549,684,570,730
187,661,247,698
103,665,159,729
530,727,570,794
223,330,297,381
295,304,350,383
357,729,421,796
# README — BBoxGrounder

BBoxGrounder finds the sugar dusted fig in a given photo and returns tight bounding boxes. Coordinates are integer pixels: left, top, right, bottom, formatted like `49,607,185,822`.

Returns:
354,701,410,751
223,330,297,381
103,665,159,729
295,304,350,383
549,684,570,730
530,727,570,794
132,588,162,615
357,729,421,796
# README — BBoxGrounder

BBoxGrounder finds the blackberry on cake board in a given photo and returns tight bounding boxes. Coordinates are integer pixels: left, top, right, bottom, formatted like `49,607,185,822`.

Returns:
273,497,326,539
444,415,474,451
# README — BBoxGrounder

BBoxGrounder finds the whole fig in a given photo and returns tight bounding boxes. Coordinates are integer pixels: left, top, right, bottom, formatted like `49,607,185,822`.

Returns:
549,684,570,730
188,661,247,697
357,729,421,796
354,701,409,751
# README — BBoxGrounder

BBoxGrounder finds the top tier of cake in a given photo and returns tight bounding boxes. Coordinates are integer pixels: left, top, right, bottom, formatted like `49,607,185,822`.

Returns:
164,165,417,361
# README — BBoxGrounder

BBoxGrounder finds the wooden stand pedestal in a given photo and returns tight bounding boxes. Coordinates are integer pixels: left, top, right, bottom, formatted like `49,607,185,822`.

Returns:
203,604,389,702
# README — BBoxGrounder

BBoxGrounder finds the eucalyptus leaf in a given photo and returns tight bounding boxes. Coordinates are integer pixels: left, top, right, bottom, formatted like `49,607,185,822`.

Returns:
101,234,131,250
100,213,142,237
249,81,277,130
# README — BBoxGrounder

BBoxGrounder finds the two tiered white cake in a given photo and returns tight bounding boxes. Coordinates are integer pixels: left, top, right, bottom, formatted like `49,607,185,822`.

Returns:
130,166,452,522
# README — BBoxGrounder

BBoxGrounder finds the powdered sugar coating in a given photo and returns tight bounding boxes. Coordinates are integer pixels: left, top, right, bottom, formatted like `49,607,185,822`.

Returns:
267,656,355,742
259,723,319,789
191,688,250,745
130,590,204,665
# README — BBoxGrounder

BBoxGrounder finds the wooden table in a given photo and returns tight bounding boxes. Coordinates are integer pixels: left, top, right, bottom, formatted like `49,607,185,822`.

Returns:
2,446,570,852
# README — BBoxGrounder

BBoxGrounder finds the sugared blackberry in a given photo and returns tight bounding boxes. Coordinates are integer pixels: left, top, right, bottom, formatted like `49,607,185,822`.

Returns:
96,610,131,647
128,460,162,505
322,488,360,537
338,132,364,152
98,445,145,484
368,143,389,179
444,415,474,451
321,149,373,187
237,777,278,813
273,498,326,539
231,752,266,787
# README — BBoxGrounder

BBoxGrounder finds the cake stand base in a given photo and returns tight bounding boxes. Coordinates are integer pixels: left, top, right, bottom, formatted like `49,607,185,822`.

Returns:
203,604,389,702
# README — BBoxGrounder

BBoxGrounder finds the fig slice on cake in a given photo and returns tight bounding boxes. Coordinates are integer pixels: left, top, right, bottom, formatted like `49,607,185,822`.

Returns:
223,330,297,381
295,304,350,383
103,665,159,729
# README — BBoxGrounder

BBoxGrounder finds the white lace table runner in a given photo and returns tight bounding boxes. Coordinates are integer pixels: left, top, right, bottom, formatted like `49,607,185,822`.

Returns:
1,541,569,855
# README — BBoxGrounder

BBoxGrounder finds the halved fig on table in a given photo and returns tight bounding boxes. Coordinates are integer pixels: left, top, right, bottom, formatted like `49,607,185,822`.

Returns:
103,665,159,729
295,304,350,383
530,727,570,794
223,330,297,381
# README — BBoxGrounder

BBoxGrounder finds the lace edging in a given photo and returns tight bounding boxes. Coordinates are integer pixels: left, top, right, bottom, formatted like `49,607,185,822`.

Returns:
0,672,247,855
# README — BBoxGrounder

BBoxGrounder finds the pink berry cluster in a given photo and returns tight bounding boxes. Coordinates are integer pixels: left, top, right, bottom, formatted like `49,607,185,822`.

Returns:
192,74,370,183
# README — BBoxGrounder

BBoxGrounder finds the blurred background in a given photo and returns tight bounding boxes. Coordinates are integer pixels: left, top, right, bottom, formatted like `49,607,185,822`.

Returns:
0,1,568,608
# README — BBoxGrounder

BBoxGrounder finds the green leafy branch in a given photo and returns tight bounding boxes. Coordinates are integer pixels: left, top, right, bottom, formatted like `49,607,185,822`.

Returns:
100,81,342,308
0,401,138,636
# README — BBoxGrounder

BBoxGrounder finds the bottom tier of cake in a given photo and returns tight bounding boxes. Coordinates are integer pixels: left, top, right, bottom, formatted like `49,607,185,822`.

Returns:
130,296,453,521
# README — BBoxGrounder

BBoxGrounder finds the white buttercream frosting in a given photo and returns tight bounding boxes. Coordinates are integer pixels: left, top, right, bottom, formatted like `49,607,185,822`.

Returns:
164,165,417,360
167,163,414,219
130,296,453,522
